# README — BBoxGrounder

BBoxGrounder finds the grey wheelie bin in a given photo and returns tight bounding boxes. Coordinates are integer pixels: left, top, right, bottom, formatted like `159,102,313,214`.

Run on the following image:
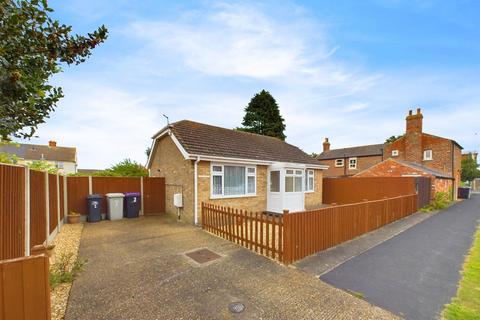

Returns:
106,193,125,220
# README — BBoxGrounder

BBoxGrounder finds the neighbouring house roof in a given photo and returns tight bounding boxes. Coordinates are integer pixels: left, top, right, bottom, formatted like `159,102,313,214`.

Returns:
149,120,324,167
317,143,385,160
0,143,76,162
394,159,453,179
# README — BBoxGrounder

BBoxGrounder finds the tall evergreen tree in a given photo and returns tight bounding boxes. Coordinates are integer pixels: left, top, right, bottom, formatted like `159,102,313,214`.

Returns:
238,90,286,140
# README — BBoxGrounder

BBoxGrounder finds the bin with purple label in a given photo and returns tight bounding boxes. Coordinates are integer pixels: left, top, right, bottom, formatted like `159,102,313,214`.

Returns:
86,194,103,222
124,192,141,218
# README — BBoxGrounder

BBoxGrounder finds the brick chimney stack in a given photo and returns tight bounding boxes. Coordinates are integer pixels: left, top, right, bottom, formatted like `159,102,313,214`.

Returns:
48,140,57,147
405,108,423,163
323,138,330,152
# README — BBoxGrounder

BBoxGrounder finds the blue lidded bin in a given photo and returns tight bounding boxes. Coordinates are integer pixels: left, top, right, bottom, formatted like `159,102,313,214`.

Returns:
124,192,141,218
87,194,103,222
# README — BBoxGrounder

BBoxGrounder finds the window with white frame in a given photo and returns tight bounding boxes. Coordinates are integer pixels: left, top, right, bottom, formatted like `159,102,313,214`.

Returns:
270,171,280,192
56,161,64,169
285,169,303,192
423,149,433,161
305,169,314,192
392,150,399,157
211,164,256,197
349,157,357,169
335,159,344,167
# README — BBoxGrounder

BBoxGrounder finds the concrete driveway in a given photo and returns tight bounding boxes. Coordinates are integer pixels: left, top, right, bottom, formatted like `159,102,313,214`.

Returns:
65,215,397,320
320,195,480,320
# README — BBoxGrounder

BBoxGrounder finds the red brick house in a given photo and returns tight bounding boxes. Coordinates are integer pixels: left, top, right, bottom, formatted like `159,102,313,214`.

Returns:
317,139,385,178
317,109,463,199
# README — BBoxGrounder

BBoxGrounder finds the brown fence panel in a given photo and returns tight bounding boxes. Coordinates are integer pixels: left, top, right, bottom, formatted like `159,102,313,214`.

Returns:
283,194,417,264
202,203,283,261
0,255,51,320
0,164,25,260
323,177,416,205
67,176,89,215
59,176,65,220
92,177,141,214
48,174,58,234
143,177,165,215
30,170,47,249
416,177,431,209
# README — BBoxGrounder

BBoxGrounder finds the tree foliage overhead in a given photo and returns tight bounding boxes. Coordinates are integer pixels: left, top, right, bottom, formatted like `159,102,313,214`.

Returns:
91,159,148,177
237,90,286,141
461,156,480,182
0,0,108,139
385,135,403,143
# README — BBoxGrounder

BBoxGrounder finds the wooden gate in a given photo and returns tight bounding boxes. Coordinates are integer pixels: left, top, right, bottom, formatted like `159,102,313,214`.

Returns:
416,177,431,209
143,177,165,215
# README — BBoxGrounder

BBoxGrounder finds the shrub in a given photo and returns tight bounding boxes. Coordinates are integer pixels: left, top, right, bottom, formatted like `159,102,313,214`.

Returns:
420,191,452,212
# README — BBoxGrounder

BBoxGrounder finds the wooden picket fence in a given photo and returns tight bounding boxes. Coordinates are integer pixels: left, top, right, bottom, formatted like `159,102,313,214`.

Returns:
201,203,284,261
202,193,418,264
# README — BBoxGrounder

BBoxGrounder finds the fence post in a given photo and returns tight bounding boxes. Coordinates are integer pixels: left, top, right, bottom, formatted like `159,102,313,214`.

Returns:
24,166,30,256
45,171,49,243
88,175,93,194
63,175,68,219
56,174,61,231
282,209,291,264
140,177,144,216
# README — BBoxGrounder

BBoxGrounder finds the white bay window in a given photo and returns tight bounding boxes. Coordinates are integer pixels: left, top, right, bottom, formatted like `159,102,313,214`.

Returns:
211,164,256,198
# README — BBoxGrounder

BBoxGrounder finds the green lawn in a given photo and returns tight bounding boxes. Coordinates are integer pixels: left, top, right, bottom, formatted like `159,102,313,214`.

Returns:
442,226,480,320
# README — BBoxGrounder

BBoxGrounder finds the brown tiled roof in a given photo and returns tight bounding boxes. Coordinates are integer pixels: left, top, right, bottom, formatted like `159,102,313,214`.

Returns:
157,120,321,165
317,143,385,160
0,143,76,162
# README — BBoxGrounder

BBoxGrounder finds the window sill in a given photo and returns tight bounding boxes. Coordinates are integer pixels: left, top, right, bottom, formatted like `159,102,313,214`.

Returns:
210,194,257,200
423,159,433,161
305,191,315,194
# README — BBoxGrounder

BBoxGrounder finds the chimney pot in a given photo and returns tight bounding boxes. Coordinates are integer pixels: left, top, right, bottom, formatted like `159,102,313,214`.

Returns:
48,140,57,147
408,110,413,116
323,137,330,152
417,108,421,114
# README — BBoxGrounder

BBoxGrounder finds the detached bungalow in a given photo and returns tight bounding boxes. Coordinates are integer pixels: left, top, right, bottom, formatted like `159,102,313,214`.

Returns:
146,120,328,224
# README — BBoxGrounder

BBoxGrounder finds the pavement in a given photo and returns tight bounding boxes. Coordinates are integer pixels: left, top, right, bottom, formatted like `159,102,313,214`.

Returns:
295,210,436,276
320,195,480,320
65,215,397,320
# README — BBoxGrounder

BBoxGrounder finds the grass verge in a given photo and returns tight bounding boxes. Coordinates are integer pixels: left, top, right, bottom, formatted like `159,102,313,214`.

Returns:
442,226,480,320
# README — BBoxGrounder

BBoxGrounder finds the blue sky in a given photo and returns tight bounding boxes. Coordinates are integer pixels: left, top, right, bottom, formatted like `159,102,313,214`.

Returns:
22,0,480,168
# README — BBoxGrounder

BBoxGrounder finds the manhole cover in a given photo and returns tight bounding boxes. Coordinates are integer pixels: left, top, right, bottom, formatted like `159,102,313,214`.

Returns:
229,302,245,314
185,248,221,264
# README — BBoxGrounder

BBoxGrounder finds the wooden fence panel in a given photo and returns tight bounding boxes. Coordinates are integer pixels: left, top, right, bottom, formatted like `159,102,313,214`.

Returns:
0,164,25,260
67,176,89,215
323,177,416,205
92,177,141,214
284,194,418,264
29,170,47,249
143,177,165,215
59,177,65,220
0,255,51,320
48,174,58,234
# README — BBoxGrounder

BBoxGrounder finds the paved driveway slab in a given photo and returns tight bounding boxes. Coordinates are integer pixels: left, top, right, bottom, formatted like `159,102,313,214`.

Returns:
65,216,397,320
321,195,480,320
